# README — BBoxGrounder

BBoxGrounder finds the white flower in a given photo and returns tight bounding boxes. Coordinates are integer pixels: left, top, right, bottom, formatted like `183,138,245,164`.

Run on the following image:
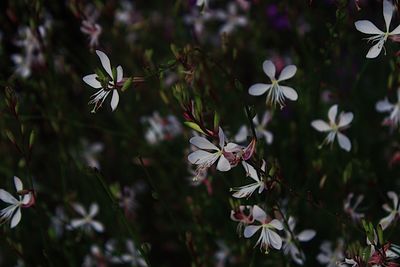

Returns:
196,0,209,8
311,104,353,152
343,193,365,222
376,88,400,128
316,240,345,267
214,3,248,34
249,60,298,108
231,161,266,199
83,50,124,113
81,140,104,169
282,216,316,265
243,205,283,253
0,176,33,228
107,239,147,266
69,203,104,233
80,20,102,48
354,0,400,58
141,112,182,145
235,111,273,144
188,127,232,172
379,191,400,230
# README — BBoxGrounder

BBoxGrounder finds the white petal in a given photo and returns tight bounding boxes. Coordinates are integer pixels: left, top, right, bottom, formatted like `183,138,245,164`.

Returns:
269,219,283,230
241,161,259,181
72,203,87,216
337,132,351,152
248,83,271,96
252,205,267,223
262,60,276,80
379,211,396,230
388,191,399,208
14,176,23,192
376,98,394,112
278,65,297,81
267,229,282,250
354,20,384,34
0,189,18,204
328,105,338,123
390,24,400,34
188,150,218,165
10,208,22,228
297,230,316,241
338,112,354,127
244,225,261,238
234,125,248,143
232,183,260,198
262,131,273,144
83,74,102,88
96,50,113,78
70,218,86,228
110,90,119,111
280,86,298,101
190,137,218,150
116,65,123,82
366,39,385,59
218,127,226,148
91,221,104,232
21,193,32,205
311,120,331,132
383,0,394,32
216,154,231,172
89,203,99,217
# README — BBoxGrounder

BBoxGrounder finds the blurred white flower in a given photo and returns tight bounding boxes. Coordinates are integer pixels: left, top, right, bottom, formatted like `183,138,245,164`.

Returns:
354,0,400,58
282,216,316,265
184,9,212,36
214,3,248,34
81,20,102,48
188,127,232,172
69,203,104,233
197,0,210,8
249,60,298,108
244,205,283,253
379,191,400,230
316,240,345,267
231,161,266,199
141,112,182,145
83,50,124,113
311,104,353,152
50,206,67,238
343,193,365,222
235,112,273,144
81,140,104,169
0,176,33,228
82,245,106,267
214,240,233,267
376,88,400,128
106,239,147,266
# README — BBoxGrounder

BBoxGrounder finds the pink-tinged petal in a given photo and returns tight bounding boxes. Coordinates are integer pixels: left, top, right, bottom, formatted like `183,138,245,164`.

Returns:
190,137,218,150
252,205,267,223
110,90,119,111
354,20,384,34
10,208,21,228
95,50,113,78
266,229,282,250
116,65,123,82
248,83,271,96
280,86,298,101
328,105,338,123
337,132,351,152
91,221,104,232
216,154,231,172
83,74,102,88
387,191,399,208
379,211,396,230
311,120,331,132
14,176,23,192
383,0,394,32
0,189,18,204
278,65,297,81
390,24,400,34
70,218,86,228
376,98,394,112
269,219,283,230
244,225,261,238
224,142,241,153
366,39,385,58
218,127,226,148
297,230,316,241
262,60,276,80
21,193,32,205
338,112,354,127
242,162,259,182
72,203,87,216
188,150,217,165
89,203,99,217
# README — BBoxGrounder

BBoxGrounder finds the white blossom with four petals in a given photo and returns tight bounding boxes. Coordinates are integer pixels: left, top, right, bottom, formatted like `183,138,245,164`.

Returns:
354,0,400,58
235,112,273,145
376,88,400,128
69,203,104,233
311,104,353,152
249,60,298,108
243,205,283,253
83,50,124,113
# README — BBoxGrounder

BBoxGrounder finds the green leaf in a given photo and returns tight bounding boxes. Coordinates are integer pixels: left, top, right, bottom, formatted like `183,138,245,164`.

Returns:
184,122,205,134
